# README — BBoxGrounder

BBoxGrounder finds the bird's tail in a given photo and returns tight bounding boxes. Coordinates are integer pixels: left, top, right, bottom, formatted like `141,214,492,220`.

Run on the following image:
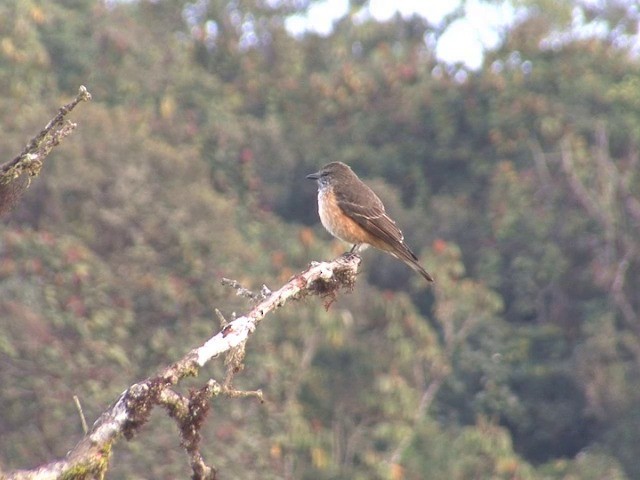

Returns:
391,244,434,283
407,257,434,283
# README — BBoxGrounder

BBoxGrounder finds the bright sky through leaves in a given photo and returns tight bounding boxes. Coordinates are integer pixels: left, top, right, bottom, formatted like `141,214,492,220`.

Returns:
285,0,515,69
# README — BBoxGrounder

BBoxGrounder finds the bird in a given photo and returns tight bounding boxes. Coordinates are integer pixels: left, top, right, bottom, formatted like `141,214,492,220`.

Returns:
306,162,434,282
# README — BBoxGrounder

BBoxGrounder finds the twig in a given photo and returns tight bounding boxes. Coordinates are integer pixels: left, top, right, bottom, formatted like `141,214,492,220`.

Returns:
73,395,88,435
214,308,228,328
221,277,259,300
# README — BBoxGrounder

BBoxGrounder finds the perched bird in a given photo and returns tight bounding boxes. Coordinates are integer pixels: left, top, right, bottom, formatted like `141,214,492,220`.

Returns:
306,162,434,282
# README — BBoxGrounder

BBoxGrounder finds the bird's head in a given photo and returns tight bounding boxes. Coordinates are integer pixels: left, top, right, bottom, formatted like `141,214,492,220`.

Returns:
306,162,354,188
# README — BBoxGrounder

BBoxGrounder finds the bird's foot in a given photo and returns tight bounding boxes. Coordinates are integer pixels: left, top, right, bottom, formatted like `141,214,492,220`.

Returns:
341,250,361,261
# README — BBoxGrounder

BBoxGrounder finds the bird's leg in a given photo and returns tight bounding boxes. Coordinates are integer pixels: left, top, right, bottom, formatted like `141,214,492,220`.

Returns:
343,243,363,260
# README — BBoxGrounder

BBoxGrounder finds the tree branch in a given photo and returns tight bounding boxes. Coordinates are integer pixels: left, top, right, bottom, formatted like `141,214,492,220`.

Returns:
0,86,92,216
4,253,361,480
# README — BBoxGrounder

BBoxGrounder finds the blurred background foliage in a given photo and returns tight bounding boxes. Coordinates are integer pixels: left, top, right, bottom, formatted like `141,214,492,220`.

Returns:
1,0,639,478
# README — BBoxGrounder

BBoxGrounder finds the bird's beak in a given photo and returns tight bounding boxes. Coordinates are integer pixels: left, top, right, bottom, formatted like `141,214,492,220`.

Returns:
306,171,321,180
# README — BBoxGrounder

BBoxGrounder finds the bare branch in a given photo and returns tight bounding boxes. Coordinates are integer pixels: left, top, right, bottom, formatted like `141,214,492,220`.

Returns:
5,253,360,480
0,86,92,216
221,277,261,300
160,382,220,479
214,308,228,328
73,395,89,436
223,342,247,388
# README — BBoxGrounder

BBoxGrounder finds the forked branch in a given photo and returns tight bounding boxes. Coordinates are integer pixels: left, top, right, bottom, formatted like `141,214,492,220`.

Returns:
5,254,361,480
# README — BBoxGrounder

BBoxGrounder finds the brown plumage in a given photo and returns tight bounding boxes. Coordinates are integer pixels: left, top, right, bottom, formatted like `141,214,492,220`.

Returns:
307,162,434,282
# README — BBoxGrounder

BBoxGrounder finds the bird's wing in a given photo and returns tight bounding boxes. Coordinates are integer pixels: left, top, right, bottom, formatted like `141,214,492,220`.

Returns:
334,183,419,261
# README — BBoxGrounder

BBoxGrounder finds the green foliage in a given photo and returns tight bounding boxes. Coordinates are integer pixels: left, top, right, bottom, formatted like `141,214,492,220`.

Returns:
404,417,537,480
0,229,134,465
0,1,54,98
